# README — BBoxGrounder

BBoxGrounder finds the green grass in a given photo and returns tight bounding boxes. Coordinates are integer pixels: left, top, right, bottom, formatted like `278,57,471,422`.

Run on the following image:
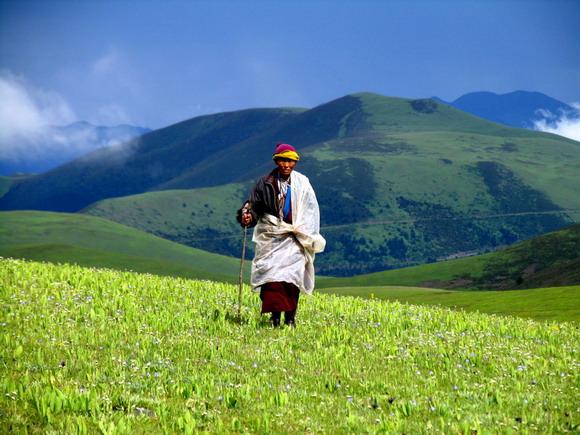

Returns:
1,258,579,433
318,286,580,323
0,211,250,280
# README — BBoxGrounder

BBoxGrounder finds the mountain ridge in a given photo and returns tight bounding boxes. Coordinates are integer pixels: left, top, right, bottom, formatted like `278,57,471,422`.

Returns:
433,90,579,129
2,92,579,276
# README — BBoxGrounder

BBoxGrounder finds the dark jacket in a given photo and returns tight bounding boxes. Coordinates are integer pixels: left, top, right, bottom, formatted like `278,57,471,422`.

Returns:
237,169,290,228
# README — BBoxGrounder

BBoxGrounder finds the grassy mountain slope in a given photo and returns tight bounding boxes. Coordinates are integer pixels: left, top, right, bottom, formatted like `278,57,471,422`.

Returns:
0,176,13,197
0,211,250,279
82,183,251,258
0,174,31,198
83,94,580,275
316,223,580,290
3,93,580,275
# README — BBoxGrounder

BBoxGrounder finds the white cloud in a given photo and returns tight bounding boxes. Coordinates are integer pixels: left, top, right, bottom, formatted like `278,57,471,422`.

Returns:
0,70,76,142
0,70,144,173
533,103,580,142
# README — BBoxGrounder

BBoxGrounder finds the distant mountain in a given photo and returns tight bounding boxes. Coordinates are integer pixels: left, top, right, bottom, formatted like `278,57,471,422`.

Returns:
1,92,579,276
432,90,579,129
0,121,150,175
0,107,306,210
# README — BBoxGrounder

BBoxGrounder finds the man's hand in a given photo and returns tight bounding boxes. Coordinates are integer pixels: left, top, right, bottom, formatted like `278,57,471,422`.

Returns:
241,213,252,226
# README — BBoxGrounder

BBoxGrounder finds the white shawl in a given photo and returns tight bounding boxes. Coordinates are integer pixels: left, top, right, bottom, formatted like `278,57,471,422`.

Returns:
251,171,326,295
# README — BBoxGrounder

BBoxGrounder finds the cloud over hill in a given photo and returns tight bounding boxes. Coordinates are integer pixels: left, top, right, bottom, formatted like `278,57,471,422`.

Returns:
0,70,149,175
533,103,580,141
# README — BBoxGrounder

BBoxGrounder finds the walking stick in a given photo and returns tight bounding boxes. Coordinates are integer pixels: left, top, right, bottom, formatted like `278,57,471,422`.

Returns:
237,225,248,323
237,204,251,323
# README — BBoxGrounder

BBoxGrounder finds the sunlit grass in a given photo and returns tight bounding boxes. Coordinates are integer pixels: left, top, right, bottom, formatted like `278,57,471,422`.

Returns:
1,258,579,433
319,285,580,323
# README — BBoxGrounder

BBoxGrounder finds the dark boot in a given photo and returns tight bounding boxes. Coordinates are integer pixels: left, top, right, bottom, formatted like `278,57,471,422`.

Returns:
270,312,281,327
284,310,296,328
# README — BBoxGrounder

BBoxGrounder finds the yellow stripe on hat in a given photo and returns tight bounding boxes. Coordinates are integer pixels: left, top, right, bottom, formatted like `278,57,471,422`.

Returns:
273,150,300,161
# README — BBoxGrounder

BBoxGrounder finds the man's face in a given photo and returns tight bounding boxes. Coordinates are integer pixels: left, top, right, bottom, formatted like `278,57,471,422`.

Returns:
275,158,296,180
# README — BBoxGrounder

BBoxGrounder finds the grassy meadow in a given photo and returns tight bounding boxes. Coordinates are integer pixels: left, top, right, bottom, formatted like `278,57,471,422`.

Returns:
318,286,580,324
2,258,579,433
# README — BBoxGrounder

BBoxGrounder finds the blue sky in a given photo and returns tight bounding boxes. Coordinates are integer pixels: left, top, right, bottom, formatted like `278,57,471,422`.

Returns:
1,0,579,131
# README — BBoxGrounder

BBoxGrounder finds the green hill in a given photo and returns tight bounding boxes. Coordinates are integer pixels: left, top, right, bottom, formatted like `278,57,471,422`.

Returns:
0,243,236,284
0,176,11,197
0,210,250,281
317,223,580,290
2,93,579,275
0,174,31,198
82,184,252,260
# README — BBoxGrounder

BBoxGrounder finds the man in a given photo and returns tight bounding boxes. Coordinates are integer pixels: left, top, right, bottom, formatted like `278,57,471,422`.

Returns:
237,143,326,327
